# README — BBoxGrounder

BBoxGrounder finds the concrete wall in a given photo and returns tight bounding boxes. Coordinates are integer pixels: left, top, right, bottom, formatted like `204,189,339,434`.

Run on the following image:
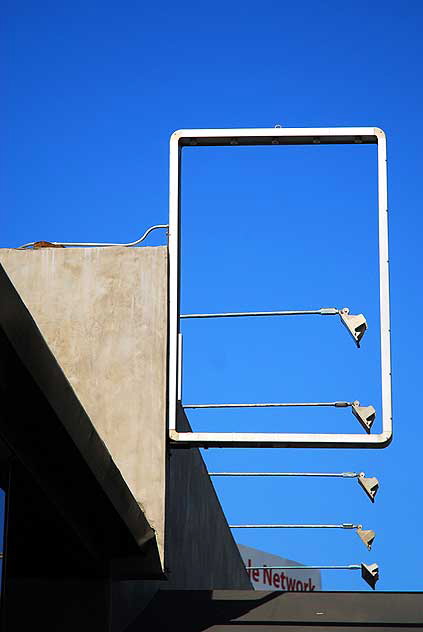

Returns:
165,407,252,589
0,246,168,565
0,245,251,608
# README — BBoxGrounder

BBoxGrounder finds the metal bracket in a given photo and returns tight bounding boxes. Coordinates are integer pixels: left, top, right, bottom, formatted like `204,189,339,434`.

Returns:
209,470,379,502
181,306,367,347
184,400,376,433
230,522,375,551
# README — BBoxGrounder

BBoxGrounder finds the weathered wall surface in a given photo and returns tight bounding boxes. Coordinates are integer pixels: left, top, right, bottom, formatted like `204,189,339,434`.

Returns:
165,407,252,589
0,246,168,564
0,245,251,608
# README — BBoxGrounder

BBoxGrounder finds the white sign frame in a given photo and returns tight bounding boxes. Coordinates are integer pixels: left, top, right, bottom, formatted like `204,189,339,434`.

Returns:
168,127,392,448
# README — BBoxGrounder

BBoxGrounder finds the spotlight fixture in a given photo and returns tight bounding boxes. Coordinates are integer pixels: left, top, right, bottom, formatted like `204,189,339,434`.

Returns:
209,470,380,503
339,308,368,347
181,306,367,347
361,563,379,589
244,563,379,589
356,526,376,551
352,401,376,433
357,472,379,502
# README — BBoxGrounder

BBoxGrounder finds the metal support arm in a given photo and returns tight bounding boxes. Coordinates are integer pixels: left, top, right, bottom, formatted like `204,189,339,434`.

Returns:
230,523,359,529
180,307,339,318
245,563,379,589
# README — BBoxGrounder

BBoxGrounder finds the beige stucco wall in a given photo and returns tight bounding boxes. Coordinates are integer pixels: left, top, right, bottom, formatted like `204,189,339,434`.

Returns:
0,246,168,565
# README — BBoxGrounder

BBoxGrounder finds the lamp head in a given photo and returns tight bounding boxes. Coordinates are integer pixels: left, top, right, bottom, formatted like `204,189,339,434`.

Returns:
356,526,376,551
357,472,379,503
339,308,367,347
352,401,376,433
361,563,379,589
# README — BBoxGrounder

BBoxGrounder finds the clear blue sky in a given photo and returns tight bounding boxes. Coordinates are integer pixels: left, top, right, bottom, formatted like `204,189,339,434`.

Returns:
1,1,422,591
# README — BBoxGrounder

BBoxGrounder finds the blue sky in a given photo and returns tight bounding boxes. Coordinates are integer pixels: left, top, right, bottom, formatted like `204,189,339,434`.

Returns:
1,1,422,591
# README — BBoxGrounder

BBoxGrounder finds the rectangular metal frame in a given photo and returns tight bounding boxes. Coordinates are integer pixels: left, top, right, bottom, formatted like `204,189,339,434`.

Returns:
168,127,392,448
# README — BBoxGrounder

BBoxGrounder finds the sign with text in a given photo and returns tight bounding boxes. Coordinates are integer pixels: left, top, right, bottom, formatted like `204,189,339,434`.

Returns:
238,543,321,592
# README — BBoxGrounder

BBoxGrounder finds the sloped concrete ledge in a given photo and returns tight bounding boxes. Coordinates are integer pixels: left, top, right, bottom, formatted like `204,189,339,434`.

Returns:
0,263,163,577
0,246,168,565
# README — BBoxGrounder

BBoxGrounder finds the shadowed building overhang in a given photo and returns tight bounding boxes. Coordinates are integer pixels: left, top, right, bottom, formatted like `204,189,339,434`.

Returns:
131,589,423,630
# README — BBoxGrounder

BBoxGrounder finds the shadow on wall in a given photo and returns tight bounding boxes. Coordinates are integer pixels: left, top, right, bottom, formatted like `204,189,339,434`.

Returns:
0,486,5,588
162,406,252,590
126,590,282,632
126,590,423,632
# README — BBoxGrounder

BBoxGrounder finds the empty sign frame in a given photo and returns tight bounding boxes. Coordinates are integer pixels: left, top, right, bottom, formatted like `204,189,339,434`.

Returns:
168,127,392,448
